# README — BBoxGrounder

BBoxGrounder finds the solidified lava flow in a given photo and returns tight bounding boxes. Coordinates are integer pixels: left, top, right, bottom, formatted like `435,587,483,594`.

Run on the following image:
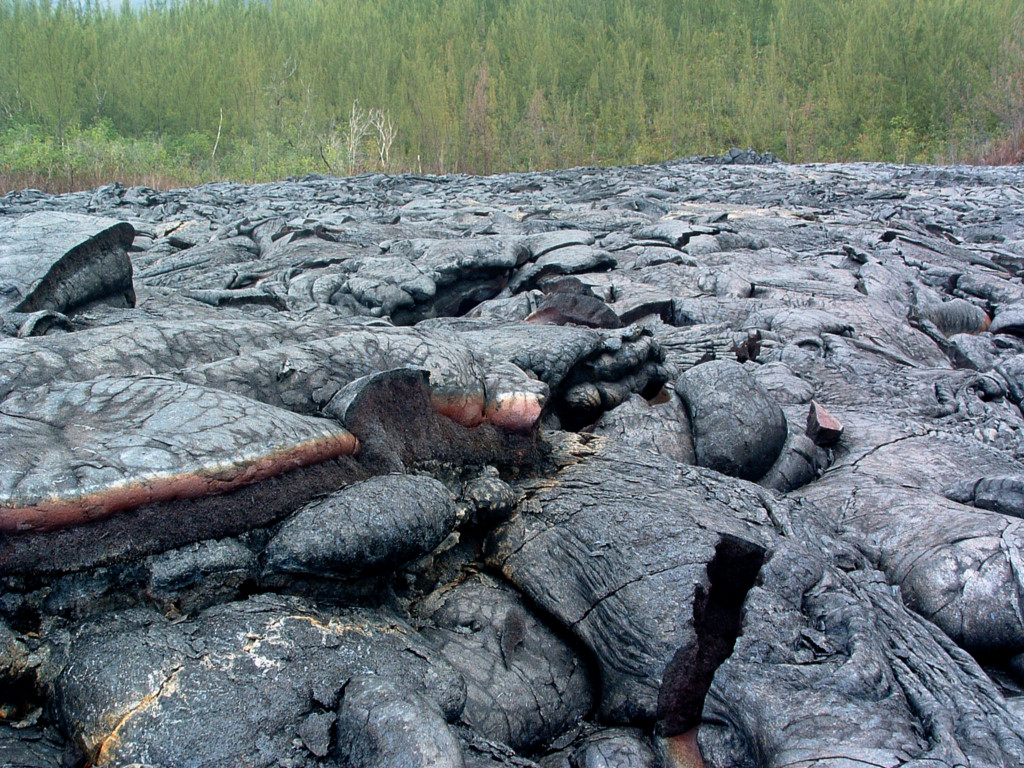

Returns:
2,159,1024,767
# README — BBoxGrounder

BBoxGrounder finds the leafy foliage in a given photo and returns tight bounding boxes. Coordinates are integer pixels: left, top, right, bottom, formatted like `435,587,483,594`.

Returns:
0,0,1020,191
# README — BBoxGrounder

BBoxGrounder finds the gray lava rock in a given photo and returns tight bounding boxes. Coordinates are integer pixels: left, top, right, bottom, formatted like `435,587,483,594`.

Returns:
918,296,991,336
461,467,518,526
435,320,668,428
990,304,1024,336
526,292,624,329
700,540,1024,767
538,727,658,768
0,376,358,573
634,221,716,249
0,312,368,400
509,246,617,293
0,724,69,768
523,230,596,258
0,618,30,687
145,537,258,612
419,574,594,752
798,418,1024,656
335,675,465,768
275,235,528,323
49,594,465,768
458,726,543,768
675,360,787,481
0,212,135,335
946,475,1024,518
487,434,774,730
263,474,458,578
758,430,827,493
997,354,1024,403
587,392,696,465
4,159,1024,767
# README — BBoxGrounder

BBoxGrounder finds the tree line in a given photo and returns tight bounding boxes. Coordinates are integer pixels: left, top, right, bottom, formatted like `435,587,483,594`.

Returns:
0,0,1021,191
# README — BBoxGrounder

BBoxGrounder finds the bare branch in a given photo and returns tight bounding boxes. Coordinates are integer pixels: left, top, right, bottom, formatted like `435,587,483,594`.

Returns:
212,107,223,161
370,108,397,170
345,100,372,175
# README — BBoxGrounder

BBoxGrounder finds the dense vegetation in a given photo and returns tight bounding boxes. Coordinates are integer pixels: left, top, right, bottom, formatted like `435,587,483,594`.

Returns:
1,0,1022,192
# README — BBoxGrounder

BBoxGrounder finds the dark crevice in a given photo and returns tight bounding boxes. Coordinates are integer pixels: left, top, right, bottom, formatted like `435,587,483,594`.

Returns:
555,404,599,433
639,377,666,401
1,599,42,635
647,385,672,405
0,673,40,723
389,270,514,325
657,534,766,736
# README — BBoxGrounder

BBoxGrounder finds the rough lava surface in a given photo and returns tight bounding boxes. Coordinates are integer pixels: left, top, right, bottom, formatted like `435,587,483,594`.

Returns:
2,156,1024,767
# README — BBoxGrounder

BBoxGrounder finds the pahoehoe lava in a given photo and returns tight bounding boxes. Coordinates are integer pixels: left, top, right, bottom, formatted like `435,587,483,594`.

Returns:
2,156,1024,767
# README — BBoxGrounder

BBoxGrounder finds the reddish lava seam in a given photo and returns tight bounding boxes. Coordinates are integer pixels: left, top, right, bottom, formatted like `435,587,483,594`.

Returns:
0,431,359,534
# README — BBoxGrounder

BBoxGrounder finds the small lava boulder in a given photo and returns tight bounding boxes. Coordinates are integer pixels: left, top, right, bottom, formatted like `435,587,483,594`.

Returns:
675,360,787,481
263,474,458,578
